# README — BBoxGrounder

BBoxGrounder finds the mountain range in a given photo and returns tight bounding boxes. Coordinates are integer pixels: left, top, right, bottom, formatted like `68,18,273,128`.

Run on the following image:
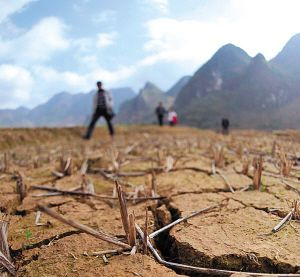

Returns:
173,33,300,129
1,34,300,129
0,88,135,127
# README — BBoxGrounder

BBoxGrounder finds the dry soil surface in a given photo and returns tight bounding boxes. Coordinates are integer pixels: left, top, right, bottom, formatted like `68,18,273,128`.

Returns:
0,126,299,276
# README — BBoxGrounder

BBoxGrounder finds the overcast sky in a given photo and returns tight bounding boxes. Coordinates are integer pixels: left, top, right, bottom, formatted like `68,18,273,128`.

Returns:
0,0,300,109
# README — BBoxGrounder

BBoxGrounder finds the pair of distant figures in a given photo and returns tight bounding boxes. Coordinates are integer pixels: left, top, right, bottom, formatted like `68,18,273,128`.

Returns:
155,102,178,127
155,102,230,134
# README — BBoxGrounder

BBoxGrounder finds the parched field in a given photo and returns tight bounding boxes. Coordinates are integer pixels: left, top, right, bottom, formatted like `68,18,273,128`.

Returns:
0,126,299,276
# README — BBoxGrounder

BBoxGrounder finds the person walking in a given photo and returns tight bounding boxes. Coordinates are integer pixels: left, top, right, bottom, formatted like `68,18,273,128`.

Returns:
155,102,166,126
83,81,115,139
221,118,230,135
168,107,178,126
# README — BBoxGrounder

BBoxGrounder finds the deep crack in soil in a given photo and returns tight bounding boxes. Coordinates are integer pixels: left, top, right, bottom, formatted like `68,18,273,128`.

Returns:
151,195,300,276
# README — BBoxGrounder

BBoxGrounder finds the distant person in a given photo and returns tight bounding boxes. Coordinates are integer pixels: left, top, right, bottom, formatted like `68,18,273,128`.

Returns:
83,81,115,139
155,102,166,126
168,107,178,126
221,118,230,135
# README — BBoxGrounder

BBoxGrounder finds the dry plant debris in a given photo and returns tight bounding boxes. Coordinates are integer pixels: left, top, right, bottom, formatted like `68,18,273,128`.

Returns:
0,126,299,276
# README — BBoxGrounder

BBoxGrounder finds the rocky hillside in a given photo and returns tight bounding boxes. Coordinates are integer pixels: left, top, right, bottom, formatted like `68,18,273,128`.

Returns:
117,82,174,124
271,33,300,84
175,35,300,129
166,76,191,97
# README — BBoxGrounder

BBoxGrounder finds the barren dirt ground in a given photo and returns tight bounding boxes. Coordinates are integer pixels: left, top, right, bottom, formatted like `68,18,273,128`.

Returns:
0,126,299,276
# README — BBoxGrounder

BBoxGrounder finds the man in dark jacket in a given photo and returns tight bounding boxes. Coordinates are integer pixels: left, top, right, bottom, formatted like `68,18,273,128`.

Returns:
221,118,230,135
155,102,166,126
83,81,115,139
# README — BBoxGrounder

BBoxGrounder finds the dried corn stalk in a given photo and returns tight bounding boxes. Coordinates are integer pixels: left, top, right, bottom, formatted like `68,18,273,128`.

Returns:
115,181,136,247
54,156,72,177
292,200,300,220
115,181,130,241
3,153,9,173
157,149,164,167
16,172,27,203
80,159,88,175
128,213,136,248
271,141,277,157
213,145,225,168
110,148,120,173
165,156,174,172
237,144,243,159
64,157,72,176
143,209,149,254
253,156,263,190
187,141,193,153
241,157,250,176
151,171,157,197
280,153,293,177
197,138,201,149
81,175,94,194
33,157,40,169
0,215,15,276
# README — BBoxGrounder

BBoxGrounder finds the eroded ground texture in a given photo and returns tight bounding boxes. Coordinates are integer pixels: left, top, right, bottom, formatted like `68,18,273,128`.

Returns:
0,126,299,276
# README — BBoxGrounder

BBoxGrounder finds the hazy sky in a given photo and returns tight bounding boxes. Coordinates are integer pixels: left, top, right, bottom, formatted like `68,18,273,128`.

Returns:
0,0,300,108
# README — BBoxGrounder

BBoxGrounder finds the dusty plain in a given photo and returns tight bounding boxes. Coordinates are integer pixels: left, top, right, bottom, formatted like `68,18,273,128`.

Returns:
0,126,299,276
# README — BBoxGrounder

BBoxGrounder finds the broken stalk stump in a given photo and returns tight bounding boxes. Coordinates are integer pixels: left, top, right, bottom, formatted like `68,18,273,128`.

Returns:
143,209,149,254
281,154,293,177
241,157,250,176
3,152,9,173
0,218,15,276
151,172,157,197
213,145,225,168
165,156,174,172
52,157,72,178
128,213,136,248
16,172,27,203
80,159,88,175
253,156,263,190
115,180,130,242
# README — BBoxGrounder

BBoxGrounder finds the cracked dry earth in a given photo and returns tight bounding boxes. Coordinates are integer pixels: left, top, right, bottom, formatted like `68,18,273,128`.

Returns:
0,126,300,276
